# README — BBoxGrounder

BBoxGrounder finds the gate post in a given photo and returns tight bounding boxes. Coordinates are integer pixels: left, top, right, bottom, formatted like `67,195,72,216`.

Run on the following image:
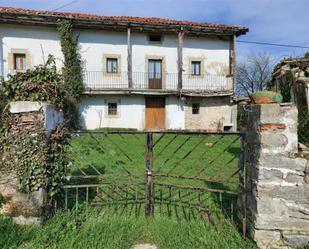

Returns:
145,132,154,217
239,103,309,248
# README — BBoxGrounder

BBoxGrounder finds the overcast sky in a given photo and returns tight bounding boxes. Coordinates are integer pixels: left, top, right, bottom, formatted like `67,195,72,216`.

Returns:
0,0,308,65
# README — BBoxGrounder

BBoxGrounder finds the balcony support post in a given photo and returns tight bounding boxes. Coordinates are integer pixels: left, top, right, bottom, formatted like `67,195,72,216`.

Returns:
177,29,184,90
229,34,236,93
127,27,133,88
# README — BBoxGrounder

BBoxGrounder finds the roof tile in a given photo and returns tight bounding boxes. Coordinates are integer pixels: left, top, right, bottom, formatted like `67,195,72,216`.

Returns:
0,6,247,32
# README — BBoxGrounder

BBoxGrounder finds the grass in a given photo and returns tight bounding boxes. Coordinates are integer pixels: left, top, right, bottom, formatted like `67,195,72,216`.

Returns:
63,131,241,220
0,209,257,249
67,131,241,191
0,131,253,249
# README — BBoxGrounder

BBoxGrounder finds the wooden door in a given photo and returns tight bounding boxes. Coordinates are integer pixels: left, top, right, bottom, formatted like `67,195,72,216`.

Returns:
145,97,165,131
148,59,162,89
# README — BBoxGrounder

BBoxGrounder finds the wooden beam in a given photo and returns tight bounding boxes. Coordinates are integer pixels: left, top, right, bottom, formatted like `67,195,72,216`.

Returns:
177,30,184,90
229,35,236,93
127,27,133,88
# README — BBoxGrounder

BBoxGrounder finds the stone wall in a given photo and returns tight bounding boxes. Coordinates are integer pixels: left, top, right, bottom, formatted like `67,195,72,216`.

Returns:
0,101,63,224
239,103,309,248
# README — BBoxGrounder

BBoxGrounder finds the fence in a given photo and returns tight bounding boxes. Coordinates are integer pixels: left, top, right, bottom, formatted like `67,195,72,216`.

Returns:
54,130,246,230
83,71,232,92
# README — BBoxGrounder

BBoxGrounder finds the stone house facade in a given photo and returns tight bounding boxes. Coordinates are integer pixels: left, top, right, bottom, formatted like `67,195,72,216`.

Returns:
0,7,248,131
271,58,309,111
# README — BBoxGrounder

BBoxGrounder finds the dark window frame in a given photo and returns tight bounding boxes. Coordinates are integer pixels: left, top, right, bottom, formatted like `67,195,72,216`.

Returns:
108,102,118,116
192,103,200,115
106,58,118,73
191,61,201,76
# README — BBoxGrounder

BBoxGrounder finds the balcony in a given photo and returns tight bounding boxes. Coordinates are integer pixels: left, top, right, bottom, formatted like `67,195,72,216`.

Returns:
84,71,233,94
1,69,233,95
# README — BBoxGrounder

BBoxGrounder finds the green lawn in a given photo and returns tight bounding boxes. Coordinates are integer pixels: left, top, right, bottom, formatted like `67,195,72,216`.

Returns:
67,131,241,190
64,131,241,219
0,131,254,249
0,209,257,249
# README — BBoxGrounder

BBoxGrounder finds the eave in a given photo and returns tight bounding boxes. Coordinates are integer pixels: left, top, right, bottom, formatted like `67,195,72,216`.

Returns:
0,12,248,37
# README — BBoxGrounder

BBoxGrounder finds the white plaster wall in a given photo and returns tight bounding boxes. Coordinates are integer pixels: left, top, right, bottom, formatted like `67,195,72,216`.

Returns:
0,24,63,74
165,96,185,130
78,30,127,72
0,24,231,90
184,97,234,131
80,95,145,130
183,36,230,75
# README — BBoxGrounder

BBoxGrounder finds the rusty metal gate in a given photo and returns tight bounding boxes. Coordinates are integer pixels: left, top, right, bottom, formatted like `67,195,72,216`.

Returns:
57,131,246,231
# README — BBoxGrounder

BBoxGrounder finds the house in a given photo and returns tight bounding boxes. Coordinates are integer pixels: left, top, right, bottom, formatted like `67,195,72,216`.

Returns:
271,57,309,112
0,7,248,131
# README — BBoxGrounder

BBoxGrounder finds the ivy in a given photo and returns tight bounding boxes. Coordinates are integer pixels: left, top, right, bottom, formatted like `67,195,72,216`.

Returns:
2,55,64,109
57,19,84,130
0,56,68,197
0,20,84,197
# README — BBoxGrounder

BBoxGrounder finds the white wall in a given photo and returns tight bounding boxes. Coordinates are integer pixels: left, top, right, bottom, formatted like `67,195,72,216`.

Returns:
0,24,63,73
80,95,145,130
0,24,230,82
78,30,127,72
165,96,185,130
183,36,230,75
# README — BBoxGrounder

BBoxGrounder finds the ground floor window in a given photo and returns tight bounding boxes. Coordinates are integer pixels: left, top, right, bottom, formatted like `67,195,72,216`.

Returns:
192,103,200,115
108,102,118,115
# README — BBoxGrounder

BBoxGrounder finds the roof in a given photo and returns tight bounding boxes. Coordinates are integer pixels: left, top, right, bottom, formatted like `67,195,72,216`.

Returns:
0,6,248,36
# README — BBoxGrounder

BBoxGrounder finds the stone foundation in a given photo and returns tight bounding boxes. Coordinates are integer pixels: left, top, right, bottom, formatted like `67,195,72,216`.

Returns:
0,101,63,224
240,103,309,248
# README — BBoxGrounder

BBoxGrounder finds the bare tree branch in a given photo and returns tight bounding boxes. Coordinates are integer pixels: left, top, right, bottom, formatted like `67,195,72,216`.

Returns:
236,53,274,96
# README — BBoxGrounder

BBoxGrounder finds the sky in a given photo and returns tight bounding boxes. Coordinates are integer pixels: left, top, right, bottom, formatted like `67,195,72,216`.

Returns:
0,0,308,65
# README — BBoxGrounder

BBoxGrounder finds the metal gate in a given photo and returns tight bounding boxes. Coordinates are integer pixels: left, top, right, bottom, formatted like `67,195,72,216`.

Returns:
58,131,245,226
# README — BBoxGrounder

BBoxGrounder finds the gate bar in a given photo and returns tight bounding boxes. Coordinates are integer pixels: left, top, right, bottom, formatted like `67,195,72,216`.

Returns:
145,132,154,217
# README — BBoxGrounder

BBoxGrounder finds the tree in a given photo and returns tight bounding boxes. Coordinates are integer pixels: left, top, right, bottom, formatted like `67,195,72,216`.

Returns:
236,53,274,96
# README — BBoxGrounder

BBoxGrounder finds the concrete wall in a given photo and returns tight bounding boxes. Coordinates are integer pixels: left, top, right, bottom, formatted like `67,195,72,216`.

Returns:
0,24,63,74
0,24,230,78
165,96,185,130
184,96,235,131
80,95,145,130
239,103,309,249
80,95,235,131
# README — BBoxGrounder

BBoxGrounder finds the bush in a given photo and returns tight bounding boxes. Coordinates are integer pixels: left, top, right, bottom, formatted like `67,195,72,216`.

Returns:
1,56,64,110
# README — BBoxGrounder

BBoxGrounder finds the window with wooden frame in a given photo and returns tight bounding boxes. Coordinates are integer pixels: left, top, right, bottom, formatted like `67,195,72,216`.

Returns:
191,61,201,76
108,102,118,116
106,58,118,73
192,103,200,115
13,53,26,71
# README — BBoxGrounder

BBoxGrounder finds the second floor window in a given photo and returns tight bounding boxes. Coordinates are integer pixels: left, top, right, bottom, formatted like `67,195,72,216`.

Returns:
191,61,201,76
106,58,118,73
14,53,26,71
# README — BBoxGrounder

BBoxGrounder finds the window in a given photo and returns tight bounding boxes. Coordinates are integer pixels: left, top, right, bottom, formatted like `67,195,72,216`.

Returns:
148,34,162,42
191,61,201,76
192,103,200,115
14,53,26,71
106,58,118,73
108,102,117,115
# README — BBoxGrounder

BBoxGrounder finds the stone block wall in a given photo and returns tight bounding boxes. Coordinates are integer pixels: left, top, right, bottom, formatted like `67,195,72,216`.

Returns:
240,103,309,249
0,101,63,224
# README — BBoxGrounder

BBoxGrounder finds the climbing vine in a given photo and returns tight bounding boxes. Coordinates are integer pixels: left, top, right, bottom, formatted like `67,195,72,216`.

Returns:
0,56,68,196
0,20,84,197
57,19,84,130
